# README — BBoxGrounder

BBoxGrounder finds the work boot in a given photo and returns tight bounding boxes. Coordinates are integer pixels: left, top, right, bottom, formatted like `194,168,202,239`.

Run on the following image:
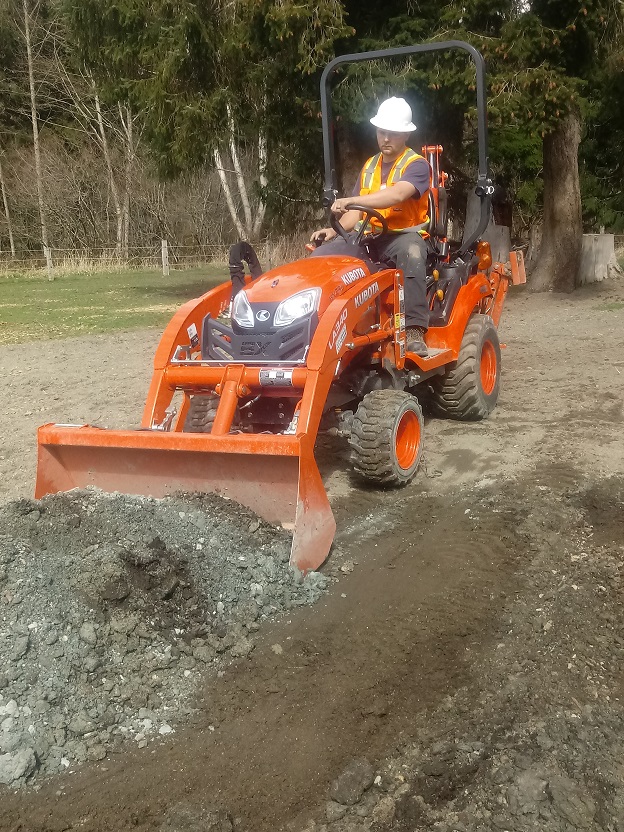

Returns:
406,326,429,357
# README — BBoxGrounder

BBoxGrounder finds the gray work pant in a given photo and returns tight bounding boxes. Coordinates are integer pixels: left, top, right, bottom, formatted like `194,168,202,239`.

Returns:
309,231,429,329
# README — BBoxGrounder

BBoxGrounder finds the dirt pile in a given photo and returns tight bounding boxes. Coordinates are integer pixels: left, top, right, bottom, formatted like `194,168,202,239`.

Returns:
305,477,624,832
0,489,328,787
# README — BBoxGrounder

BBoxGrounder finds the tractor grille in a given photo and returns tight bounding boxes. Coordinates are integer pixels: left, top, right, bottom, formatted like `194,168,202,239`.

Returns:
202,314,317,363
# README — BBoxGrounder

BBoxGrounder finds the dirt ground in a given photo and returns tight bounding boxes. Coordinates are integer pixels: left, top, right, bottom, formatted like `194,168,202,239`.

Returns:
1,277,624,831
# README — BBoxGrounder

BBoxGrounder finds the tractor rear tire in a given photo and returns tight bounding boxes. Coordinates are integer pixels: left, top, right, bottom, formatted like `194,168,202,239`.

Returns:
430,314,500,420
183,393,220,433
349,390,424,486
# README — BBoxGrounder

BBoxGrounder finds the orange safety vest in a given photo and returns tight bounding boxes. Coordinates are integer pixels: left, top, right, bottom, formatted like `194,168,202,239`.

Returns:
358,148,430,232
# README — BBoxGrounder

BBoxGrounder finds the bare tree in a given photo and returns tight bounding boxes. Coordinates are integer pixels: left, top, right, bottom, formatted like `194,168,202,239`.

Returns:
55,56,142,260
22,0,53,278
213,104,267,242
0,152,16,258
119,103,137,260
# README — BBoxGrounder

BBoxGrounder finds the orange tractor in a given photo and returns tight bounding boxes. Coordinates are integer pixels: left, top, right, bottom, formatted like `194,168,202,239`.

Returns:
35,41,525,571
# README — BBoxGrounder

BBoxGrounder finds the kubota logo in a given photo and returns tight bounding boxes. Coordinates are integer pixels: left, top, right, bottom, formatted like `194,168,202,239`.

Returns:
341,267,366,285
256,309,271,322
354,282,379,308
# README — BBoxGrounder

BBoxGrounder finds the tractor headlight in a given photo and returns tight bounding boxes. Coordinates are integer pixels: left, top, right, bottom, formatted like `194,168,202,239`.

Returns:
274,288,321,328
231,291,254,328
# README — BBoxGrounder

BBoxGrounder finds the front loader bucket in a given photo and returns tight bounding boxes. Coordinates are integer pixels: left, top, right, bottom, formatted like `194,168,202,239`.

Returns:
35,424,335,573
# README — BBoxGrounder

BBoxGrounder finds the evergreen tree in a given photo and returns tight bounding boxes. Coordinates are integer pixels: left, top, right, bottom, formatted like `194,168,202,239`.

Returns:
60,0,351,237
489,0,624,289
580,46,624,232
339,0,624,289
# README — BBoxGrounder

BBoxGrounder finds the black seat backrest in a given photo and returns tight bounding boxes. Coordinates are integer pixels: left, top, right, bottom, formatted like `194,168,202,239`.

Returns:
426,187,448,239
434,187,448,237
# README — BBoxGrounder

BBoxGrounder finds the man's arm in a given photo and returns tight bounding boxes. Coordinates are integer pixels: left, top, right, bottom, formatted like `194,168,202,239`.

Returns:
332,181,416,215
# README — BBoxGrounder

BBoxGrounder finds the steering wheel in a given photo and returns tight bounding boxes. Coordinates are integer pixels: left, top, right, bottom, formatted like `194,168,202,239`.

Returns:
330,204,388,247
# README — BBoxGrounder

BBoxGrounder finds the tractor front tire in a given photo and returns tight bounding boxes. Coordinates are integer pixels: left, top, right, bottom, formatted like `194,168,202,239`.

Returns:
430,314,500,420
349,390,424,486
183,393,220,433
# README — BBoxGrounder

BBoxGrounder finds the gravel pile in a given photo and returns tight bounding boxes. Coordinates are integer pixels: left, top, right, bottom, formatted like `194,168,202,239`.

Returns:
0,489,328,787
303,478,624,832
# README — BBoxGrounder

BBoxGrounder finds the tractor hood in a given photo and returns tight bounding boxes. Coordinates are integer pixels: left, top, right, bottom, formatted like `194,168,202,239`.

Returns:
243,255,372,318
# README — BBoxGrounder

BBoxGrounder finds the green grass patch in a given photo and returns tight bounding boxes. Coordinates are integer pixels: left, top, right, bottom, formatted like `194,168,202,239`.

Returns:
0,265,227,345
595,301,624,312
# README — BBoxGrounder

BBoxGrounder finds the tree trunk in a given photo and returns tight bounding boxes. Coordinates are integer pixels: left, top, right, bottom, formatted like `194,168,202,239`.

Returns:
213,147,247,239
530,111,582,293
23,0,53,279
252,130,267,239
94,89,123,258
227,105,253,233
120,104,135,261
0,154,16,258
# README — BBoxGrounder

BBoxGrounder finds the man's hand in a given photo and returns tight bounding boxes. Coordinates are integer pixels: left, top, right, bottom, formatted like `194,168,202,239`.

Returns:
310,226,336,243
331,197,357,216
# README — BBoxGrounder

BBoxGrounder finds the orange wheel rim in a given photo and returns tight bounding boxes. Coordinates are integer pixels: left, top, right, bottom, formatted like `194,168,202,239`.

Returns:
395,410,421,470
480,340,497,395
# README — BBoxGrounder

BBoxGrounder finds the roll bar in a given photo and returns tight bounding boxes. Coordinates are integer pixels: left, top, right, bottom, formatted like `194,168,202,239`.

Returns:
320,40,493,257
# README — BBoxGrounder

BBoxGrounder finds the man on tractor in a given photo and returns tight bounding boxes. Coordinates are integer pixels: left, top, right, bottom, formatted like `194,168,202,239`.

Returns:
310,96,431,357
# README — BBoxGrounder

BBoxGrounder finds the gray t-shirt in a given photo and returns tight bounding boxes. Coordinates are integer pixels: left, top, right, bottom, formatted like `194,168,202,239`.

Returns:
352,155,430,200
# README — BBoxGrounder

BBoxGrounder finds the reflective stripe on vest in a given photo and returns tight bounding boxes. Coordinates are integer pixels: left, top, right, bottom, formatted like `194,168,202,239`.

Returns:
358,148,430,232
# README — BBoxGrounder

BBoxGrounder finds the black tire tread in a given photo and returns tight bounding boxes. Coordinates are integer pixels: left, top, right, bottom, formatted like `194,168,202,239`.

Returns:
349,390,423,486
430,314,500,421
183,394,220,433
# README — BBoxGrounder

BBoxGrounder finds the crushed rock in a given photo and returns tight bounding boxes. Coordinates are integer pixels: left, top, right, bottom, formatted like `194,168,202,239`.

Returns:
0,488,329,786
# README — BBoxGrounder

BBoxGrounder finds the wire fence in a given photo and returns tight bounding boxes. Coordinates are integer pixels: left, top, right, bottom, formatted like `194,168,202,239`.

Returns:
2,234,623,276
0,242,232,275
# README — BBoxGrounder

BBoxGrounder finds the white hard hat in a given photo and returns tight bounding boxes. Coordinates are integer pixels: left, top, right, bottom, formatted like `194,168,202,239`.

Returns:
370,97,416,133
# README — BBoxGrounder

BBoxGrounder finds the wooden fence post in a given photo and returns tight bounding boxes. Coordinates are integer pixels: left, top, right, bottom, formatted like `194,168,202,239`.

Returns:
44,244,53,281
161,239,169,277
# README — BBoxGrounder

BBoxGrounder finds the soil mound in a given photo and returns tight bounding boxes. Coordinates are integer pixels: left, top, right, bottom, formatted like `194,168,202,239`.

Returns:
0,489,328,786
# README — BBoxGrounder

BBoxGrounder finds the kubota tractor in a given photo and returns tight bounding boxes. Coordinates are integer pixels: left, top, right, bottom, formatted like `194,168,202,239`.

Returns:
35,41,525,571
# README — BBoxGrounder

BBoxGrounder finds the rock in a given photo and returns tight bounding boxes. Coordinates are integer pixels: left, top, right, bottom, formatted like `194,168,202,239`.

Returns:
68,715,91,736
1,717,15,732
0,748,37,784
83,655,102,672
109,615,138,635
11,635,29,660
101,578,131,602
0,732,24,753
507,769,548,814
329,758,375,806
422,759,446,777
79,623,97,646
325,801,348,822
87,744,107,761
192,645,216,663
0,700,19,718
230,638,254,658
